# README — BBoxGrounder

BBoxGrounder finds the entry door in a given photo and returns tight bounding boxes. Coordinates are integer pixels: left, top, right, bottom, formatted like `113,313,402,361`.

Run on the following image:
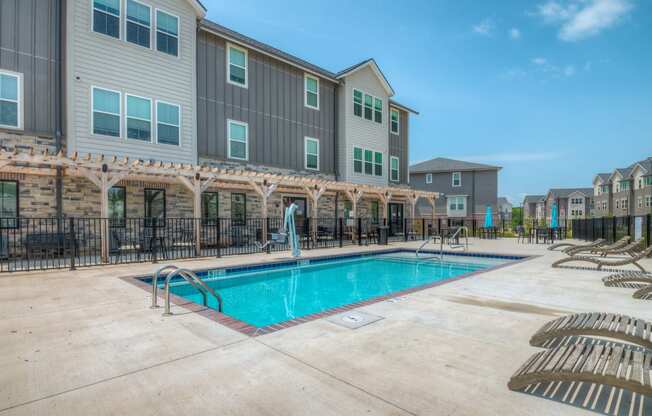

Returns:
388,203,404,236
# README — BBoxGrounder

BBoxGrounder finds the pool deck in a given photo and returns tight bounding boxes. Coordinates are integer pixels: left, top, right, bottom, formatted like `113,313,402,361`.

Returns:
1,239,651,415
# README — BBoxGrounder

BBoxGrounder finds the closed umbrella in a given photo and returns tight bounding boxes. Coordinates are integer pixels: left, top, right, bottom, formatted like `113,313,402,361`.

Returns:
551,203,558,228
484,206,493,228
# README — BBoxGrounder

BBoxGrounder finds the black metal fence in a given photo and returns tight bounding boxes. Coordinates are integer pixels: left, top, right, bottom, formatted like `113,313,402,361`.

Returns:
570,215,652,247
0,215,517,272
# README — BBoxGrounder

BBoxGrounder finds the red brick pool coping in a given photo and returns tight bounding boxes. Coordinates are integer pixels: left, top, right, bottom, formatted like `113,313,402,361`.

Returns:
121,252,535,337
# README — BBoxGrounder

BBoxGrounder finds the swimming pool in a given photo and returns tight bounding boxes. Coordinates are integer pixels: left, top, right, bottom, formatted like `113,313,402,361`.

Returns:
155,250,521,330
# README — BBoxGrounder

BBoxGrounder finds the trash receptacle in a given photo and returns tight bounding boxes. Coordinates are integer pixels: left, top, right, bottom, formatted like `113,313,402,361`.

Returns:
378,226,389,245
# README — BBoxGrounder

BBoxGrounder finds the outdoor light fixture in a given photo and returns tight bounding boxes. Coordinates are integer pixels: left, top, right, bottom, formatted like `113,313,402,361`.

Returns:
101,163,108,173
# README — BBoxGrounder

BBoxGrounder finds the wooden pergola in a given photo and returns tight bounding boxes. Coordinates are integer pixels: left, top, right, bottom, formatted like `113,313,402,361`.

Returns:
0,148,440,261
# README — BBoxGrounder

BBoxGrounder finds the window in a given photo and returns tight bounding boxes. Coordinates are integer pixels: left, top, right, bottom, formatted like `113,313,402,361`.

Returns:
227,44,247,87
93,0,120,38
639,179,643,189
601,185,609,193
304,137,319,170
452,172,461,187
363,94,373,121
231,193,246,226
364,149,373,175
425,173,432,184
0,181,18,228
638,197,643,209
227,120,248,160
126,95,151,141
353,89,362,117
370,201,379,224
616,200,620,209
156,101,180,145
374,152,383,176
304,75,319,110
156,10,178,56
620,180,630,191
353,147,362,173
144,188,165,226
126,0,150,48
0,72,20,129
202,192,219,225
108,186,126,227
448,196,465,211
390,108,399,134
92,87,121,137
374,98,382,123
390,156,399,182
646,196,652,208
646,177,652,186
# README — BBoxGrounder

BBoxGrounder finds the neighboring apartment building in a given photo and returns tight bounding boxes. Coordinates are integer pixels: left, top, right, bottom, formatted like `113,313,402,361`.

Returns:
544,188,593,225
0,1,420,223
522,195,545,223
410,158,501,221
497,197,512,222
592,157,652,218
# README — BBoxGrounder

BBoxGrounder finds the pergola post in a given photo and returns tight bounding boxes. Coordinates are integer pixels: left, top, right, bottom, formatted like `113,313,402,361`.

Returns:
250,180,277,244
179,174,215,255
305,185,326,239
343,188,363,220
377,191,391,223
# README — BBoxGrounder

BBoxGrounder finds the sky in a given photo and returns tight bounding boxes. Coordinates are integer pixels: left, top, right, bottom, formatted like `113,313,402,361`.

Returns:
203,0,652,205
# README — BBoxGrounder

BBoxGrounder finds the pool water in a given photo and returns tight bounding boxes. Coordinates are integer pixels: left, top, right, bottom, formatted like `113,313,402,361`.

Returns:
164,252,513,328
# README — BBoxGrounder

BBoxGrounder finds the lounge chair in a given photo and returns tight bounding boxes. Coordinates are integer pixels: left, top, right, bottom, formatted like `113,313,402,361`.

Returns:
565,236,630,256
552,244,652,272
547,238,605,252
596,239,645,258
508,342,652,397
602,271,652,288
633,285,652,300
529,312,652,350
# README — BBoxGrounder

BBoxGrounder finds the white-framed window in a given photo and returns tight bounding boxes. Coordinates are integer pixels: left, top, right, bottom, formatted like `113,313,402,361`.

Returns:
448,196,465,211
353,146,363,174
452,172,461,187
92,87,121,137
93,0,120,39
638,197,643,208
304,137,319,170
304,74,319,110
425,173,432,184
390,108,399,134
646,196,652,208
0,71,22,129
227,119,248,160
156,101,180,145
373,151,383,176
374,98,382,123
125,94,152,141
155,9,179,56
227,44,248,88
363,94,373,121
126,0,151,48
353,89,362,117
390,156,399,182
353,89,383,124
363,149,373,175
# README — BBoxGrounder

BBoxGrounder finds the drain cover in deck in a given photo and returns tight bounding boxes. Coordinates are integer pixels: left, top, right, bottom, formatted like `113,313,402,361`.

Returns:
326,311,384,329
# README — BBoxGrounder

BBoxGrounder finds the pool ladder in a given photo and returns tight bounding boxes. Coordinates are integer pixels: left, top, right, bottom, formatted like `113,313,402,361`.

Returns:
151,264,223,316
416,235,444,259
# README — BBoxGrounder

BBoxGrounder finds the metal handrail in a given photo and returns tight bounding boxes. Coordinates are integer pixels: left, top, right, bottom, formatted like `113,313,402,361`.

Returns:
163,268,223,316
151,264,178,308
449,226,469,251
416,235,444,259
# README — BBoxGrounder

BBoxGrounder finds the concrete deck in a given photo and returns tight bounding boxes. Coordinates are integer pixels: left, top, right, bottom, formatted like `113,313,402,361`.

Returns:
1,239,650,415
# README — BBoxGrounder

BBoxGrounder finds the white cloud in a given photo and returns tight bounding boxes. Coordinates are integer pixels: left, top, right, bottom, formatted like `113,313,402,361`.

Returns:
472,18,494,36
509,28,521,39
584,61,593,71
452,152,562,163
532,57,547,65
534,0,633,41
564,65,576,76
529,58,576,78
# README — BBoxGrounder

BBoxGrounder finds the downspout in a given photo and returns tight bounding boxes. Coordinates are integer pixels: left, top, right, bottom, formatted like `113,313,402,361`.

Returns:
333,82,339,181
55,0,65,218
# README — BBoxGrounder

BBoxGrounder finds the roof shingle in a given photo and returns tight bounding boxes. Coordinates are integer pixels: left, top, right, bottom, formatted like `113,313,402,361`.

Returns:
409,157,501,174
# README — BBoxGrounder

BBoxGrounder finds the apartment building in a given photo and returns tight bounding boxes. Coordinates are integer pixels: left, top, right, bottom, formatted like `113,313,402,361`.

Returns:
522,195,545,223
592,157,652,218
0,0,421,224
497,197,512,222
522,188,592,225
410,158,500,222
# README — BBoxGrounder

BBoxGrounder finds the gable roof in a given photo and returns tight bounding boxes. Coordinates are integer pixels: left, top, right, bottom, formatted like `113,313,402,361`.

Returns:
199,20,338,82
389,99,419,115
187,0,207,16
523,195,545,204
633,157,652,175
497,197,511,206
593,173,611,185
409,157,501,174
336,59,395,96
548,188,593,199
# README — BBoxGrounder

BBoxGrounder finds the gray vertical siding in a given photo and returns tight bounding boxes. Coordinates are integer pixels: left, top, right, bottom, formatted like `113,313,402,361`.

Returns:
197,31,336,174
388,108,408,185
0,0,59,137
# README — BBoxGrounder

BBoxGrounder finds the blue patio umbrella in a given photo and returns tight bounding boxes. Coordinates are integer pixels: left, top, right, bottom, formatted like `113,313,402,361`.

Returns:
484,205,493,228
550,203,558,228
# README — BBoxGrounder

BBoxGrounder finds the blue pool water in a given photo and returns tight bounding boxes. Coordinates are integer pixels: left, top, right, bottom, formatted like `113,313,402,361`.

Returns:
162,252,513,327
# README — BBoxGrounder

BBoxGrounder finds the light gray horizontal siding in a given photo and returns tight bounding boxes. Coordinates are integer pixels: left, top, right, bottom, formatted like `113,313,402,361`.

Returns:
197,31,336,174
67,0,197,164
0,0,59,137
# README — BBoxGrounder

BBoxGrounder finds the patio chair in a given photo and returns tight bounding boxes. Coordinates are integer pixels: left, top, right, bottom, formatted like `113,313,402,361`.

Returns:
548,238,605,252
633,285,652,300
529,312,652,350
565,236,630,256
515,226,528,244
552,245,652,272
508,342,652,397
596,239,645,258
602,271,652,289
